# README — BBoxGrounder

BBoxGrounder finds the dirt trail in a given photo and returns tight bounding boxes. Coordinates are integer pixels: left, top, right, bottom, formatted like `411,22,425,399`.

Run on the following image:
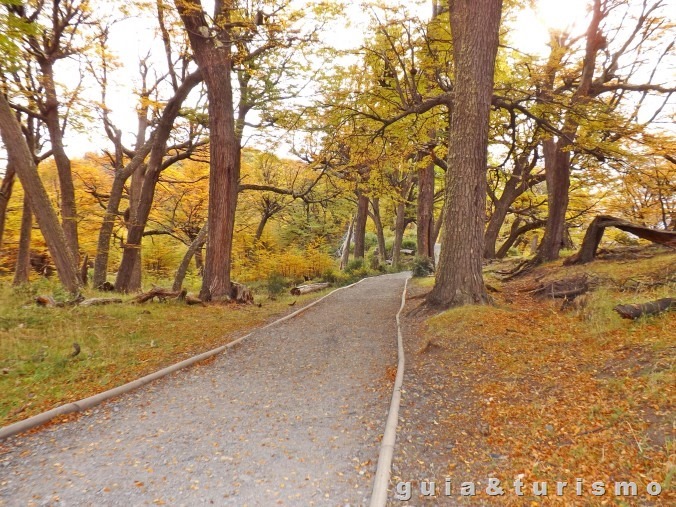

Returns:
0,273,409,506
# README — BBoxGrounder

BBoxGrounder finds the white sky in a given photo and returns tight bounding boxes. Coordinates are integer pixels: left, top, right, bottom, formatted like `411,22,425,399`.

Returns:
4,0,674,161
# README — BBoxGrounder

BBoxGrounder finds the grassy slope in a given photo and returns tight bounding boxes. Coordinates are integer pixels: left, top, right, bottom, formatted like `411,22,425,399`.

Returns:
411,248,674,504
0,282,331,428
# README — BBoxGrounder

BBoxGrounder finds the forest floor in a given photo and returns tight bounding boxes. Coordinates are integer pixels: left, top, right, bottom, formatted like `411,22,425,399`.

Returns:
0,281,334,428
393,245,674,506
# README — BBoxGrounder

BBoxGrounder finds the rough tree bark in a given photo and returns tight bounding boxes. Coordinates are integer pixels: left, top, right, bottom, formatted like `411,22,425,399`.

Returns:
13,196,32,285
427,0,503,308
175,0,240,301
0,93,80,292
536,1,603,261
417,161,435,259
353,192,369,259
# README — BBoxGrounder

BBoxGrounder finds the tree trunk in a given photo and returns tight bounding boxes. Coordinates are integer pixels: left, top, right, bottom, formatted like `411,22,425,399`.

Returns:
495,219,545,258
172,223,208,291
370,197,387,263
255,212,271,240
564,215,676,265
114,71,203,293
392,201,406,267
417,161,435,259
353,192,369,259
39,60,79,266
93,173,127,288
0,93,80,292
13,196,32,285
537,138,571,261
427,0,503,308
536,0,603,262
340,217,354,270
0,163,16,251
175,1,240,301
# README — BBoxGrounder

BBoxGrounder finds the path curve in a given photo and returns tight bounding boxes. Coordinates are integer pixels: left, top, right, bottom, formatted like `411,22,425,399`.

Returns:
0,273,408,506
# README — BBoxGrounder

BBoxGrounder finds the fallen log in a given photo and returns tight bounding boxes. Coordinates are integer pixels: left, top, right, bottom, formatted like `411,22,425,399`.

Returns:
614,298,675,320
531,274,593,299
133,287,180,304
290,282,330,296
185,295,205,306
565,215,676,265
79,297,123,307
35,295,59,307
230,282,254,304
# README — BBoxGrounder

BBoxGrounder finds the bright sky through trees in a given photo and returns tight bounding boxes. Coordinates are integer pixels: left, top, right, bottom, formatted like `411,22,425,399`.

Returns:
2,0,672,163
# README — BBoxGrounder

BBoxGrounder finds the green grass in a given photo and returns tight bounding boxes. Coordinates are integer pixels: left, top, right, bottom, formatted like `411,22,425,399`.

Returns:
0,279,332,427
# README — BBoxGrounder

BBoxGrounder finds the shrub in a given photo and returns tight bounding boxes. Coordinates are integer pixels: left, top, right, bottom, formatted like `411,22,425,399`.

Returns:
266,272,289,298
401,238,417,251
411,256,435,277
345,258,364,273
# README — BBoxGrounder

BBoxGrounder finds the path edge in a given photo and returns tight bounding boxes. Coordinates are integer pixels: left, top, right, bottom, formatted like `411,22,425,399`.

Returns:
0,278,366,442
370,274,411,506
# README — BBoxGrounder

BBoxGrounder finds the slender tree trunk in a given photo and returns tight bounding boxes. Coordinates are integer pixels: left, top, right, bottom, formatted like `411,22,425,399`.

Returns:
392,202,406,267
353,192,369,259
255,212,271,240
39,60,79,266
114,71,203,293
417,161,435,258
173,223,208,291
93,173,127,287
0,163,16,251
427,0,503,308
13,196,32,285
340,217,354,270
495,219,545,258
0,93,80,292
127,165,145,291
370,197,387,263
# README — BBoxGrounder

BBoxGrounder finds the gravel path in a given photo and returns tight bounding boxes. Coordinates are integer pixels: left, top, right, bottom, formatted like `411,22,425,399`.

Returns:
0,273,409,507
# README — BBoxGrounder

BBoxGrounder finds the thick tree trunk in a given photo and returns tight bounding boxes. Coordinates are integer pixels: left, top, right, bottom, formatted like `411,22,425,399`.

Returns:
172,223,208,292
174,1,240,301
537,138,571,261
198,65,240,301
536,0,603,262
370,197,387,263
39,61,79,266
427,0,502,308
417,161,435,259
0,94,80,292
353,192,369,259
0,163,16,251
13,197,32,285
